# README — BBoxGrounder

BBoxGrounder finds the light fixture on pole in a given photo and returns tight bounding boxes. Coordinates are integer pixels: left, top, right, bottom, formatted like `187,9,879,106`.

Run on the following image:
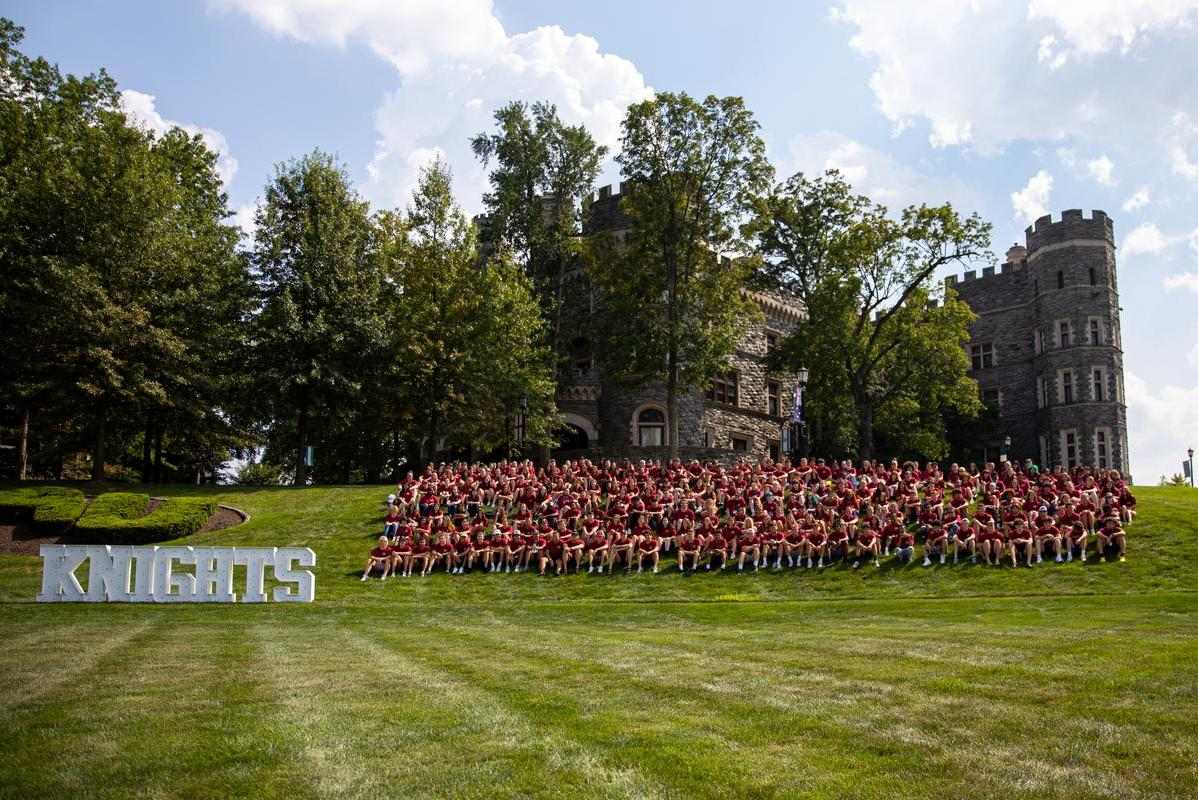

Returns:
1188,447,1195,488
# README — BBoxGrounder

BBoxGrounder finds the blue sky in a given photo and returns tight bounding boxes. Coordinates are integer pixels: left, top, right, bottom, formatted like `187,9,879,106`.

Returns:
5,0,1197,481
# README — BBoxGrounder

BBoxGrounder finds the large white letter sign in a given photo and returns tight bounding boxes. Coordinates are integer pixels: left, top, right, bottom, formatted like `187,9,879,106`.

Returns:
36,545,317,603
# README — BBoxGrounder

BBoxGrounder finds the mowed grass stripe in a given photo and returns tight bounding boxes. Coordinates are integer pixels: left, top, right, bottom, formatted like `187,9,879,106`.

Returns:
416,609,1192,800
0,620,306,800
250,621,668,800
367,621,960,800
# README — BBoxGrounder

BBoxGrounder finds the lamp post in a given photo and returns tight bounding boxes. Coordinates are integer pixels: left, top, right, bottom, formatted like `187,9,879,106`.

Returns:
515,396,528,448
1001,435,1011,463
1188,448,1194,488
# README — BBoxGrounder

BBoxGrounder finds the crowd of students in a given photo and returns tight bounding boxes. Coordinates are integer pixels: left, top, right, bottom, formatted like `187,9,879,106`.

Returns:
361,457,1134,580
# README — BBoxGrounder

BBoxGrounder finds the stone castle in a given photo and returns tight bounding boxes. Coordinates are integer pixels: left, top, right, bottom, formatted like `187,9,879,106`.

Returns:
948,209,1128,473
552,183,804,463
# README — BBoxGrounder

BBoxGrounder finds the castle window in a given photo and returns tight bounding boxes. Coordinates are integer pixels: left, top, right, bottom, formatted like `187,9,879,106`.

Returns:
635,408,666,447
970,343,995,371
1089,267,1097,286
769,442,780,462
731,436,749,453
1037,377,1047,409
1060,369,1076,404
1061,429,1079,469
767,381,781,417
706,372,739,406
1087,317,1105,345
765,331,779,354
1057,270,1065,290
1091,366,1108,402
1057,320,1073,348
982,387,1002,410
1034,329,1044,355
1095,428,1111,469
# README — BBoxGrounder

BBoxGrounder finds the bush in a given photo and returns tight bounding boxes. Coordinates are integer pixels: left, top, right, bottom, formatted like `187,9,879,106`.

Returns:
233,461,287,486
74,496,216,544
80,492,149,521
0,486,87,534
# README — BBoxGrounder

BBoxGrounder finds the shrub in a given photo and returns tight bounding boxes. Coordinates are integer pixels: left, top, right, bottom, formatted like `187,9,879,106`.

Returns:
0,486,87,534
74,497,216,544
233,461,286,486
80,492,149,522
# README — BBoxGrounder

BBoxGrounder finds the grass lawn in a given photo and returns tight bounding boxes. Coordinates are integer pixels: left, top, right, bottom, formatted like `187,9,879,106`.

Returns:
1,484,1196,799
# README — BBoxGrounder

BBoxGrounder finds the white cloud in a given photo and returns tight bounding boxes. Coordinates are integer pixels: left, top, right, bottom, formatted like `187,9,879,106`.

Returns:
1167,111,1198,180
1027,1,1198,59
1121,186,1150,212
1124,369,1198,483
1011,170,1053,224
119,90,238,186
1122,222,1170,256
779,131,981,212
1086,154,1115,185
1163,272,1198,292
214,1,652,213
831,0,1198,158
1188,343,1198,368
232,203,258,241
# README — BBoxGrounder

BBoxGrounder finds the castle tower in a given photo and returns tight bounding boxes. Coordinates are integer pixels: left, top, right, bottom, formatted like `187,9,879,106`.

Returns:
950,210,1129,474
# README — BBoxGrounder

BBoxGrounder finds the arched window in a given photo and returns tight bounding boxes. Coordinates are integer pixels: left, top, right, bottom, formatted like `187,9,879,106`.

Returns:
636,408,666,447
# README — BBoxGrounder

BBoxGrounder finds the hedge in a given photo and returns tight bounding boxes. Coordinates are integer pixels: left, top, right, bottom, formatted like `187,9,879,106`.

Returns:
0,486,87,534
79,492,150,522
74,497,217,545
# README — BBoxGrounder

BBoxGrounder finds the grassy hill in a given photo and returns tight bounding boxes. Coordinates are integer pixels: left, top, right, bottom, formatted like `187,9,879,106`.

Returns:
1,484,1195,799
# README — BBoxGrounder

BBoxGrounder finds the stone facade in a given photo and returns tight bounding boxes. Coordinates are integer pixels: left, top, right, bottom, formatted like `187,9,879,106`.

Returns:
948,209,1129,474
552,183,804,462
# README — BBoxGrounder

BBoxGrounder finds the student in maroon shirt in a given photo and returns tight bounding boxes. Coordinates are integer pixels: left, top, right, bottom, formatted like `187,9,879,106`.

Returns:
361,536,392,581
636,531,660,574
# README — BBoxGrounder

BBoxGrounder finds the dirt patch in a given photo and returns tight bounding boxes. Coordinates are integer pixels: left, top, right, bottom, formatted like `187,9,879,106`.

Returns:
200,505,245,533
0,522,62,555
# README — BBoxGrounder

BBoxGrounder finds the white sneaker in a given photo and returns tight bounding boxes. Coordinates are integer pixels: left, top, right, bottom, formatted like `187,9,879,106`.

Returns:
1055,555,1063,563
1067,551,1073,562
637,566,643,573
970,555,977,564
939,555,945,564
1036,555,1043,564
874,559,880,567
588,566,594,574
852,561,860,569
360,575,368,582
817,560,824,568
922,557,932,567
807,558,813,568
653,566,659,574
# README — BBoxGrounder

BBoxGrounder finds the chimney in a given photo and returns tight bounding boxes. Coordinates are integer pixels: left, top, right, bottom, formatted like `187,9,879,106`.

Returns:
1006,243,1027,269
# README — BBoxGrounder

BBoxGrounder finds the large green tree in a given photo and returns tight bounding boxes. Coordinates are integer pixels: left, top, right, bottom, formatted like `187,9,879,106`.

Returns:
0,18,248,481
752,170,990,460
587,92,773,457
248,151,380,485
389,160,555,463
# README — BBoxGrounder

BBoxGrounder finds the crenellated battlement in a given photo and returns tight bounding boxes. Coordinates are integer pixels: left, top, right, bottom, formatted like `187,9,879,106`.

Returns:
582,182,633,234
1026,209,1113,253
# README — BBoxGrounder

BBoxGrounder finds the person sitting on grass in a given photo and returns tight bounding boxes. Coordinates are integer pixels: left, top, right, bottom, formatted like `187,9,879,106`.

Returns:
410,534,431,577
1064,521,1087,563
541,531,565,576
827,520,851,566
431,534,454,574
452,530,473,574
383,503,403,537
805,523,827,569
361,536,392,581
586,525,609,574
922,523,948,566
677,529,703,573
952,518,976,564
736,521,762,572
1097,516,1126,563
636,530,661,574
853,524,880,569
1035,517,1062,564
504,530,525,574
608,525,634,574
1008,519,1035,568
893,528,915,564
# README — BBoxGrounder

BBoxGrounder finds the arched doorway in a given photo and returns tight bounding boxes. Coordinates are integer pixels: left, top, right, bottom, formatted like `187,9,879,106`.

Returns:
554,423,590,452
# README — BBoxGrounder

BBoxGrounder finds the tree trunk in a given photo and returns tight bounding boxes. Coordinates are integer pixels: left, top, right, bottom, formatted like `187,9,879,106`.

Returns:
295,397,309,486
91,405,107,482
17,406,29,481
856,397,875,461
390,431,401,483
153,427,164,483
142,418,153,483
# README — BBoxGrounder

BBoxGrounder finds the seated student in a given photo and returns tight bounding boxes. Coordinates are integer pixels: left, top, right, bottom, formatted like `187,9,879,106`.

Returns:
608,524,635,574
952,518,976,565
676,529,703,573
488,528,509,573
1064,521,1088,563
383,504,403,537
361,536,393,581
1096,516,1126,563
541,531,566,576
1035,517,1062,564
804,523,828,569
827,520,851,564
585,526,609,574
452,531,473,574
736,523,763,572
389,530,413,577
562,523,586,574
783,520,805,568
472,529,491,573
636,531,661,574
764,522,787,570
1007,519,1035,568
922,523,948,566
410,534,432,577
893,528,916,564
504,530,526,573
853,524,880,569
431,534,454,574
705,526,731,571
880,516,905,557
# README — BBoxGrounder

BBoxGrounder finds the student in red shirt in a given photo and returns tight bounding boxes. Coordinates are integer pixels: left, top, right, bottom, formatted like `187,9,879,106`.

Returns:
893,529,915,564
410,534,432,577
361,536,392,581
1097,516,1126,562
585,528,609,574
636,531,661,574
736,523,762,572
922,524,948,567
1007,519,1034,568
1035,519,1062,564
853,525,880,569
676,530,702,573
431,534,454,574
